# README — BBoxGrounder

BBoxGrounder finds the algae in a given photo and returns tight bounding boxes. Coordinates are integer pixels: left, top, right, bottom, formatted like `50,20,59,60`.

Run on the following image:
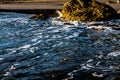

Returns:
62,0,119,21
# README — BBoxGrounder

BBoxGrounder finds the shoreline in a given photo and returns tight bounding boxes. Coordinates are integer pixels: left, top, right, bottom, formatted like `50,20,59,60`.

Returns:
0,2,63,14
0,0,120,14
0,9,58,14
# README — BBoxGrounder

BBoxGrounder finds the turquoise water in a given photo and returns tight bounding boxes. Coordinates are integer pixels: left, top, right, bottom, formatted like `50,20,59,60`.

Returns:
0,12,120,80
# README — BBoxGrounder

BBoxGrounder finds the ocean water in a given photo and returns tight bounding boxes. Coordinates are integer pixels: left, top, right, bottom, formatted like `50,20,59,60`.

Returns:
0,12,120,80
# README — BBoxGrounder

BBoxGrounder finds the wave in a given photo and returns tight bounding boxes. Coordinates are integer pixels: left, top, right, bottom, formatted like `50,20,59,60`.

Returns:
0,12,120,80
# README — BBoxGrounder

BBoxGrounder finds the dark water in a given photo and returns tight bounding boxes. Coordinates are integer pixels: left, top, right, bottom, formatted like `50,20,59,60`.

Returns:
0,12,120,80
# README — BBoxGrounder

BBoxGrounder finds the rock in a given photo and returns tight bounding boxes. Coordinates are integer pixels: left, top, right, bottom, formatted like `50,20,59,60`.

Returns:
30,13,49,20
117,10,120,19
114,74,120,80
117,10,120,14
62,0,119,21
30,10,59,20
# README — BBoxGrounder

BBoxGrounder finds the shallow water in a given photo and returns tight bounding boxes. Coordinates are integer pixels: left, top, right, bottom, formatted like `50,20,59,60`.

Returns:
0,12,120,80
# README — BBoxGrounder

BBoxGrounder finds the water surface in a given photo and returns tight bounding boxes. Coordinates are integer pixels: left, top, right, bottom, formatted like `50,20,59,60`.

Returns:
0,12,120,80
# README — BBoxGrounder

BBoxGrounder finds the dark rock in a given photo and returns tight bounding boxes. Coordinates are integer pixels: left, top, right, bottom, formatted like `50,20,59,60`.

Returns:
117,10,120,19
30,10,59,20
62,0,119,21
30,13,49,20
106,72,120,80
117,10,120,14
114,74,120,80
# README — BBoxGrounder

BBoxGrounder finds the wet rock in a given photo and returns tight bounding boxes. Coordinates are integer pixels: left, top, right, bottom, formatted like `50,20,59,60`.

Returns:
117,10,120,20
30,13,49,20
30,10,59,20
114,74,120,80
117,10,120,15
62,0,119,21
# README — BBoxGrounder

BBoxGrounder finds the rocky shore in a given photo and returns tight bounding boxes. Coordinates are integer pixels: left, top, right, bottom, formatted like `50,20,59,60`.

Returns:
26,0,120,21
0,0,120,13
0,0,120,21
62,0,119,21
0,1,120,80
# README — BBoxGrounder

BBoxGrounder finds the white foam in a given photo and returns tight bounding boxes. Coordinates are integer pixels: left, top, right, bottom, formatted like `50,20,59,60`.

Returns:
0,58,4,60
20,45,31,49
29,48,34,53
80,64,94,70
71,21,79,26
109,65,120,69
108,51,120,57
8,49,17,54
0,18,26,23
44,53,48,55
4,72,10,76
31,38,38,42
36,56,40,59
87,59,93,62
65,32,80,39
51,18,64,25
92,72,104,77
63,72,73,80
8,45,31,54
88,25,110,30
9,65,16,70
96,62,101,66
89,21,104,25
52,42,63,47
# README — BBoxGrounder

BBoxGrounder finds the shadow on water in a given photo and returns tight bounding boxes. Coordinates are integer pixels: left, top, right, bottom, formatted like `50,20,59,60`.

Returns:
0,12,120,80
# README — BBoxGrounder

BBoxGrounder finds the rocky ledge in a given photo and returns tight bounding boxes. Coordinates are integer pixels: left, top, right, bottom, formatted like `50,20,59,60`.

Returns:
62,0,120,21
30,10,59,20
30,0,120,21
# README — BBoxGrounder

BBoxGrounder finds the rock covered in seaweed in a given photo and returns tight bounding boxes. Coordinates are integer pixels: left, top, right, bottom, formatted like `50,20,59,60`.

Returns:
62,0,119,21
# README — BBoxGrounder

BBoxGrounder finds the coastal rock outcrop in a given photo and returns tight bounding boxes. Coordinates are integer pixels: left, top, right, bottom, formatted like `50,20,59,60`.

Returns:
30,10,58,20
62,0,119,21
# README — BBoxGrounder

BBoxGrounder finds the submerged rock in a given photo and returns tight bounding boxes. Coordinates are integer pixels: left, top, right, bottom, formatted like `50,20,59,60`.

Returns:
62,0,119,21
30,10,59,20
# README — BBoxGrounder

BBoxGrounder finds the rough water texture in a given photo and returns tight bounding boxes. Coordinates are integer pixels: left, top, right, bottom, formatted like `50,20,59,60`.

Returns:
0,12,120,80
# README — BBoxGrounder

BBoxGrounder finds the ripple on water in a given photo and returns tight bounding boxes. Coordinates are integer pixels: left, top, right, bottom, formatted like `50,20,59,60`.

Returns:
0,12,120,80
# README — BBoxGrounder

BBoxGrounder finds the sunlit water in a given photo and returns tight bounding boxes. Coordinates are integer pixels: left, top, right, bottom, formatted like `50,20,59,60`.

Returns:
0,12,120,80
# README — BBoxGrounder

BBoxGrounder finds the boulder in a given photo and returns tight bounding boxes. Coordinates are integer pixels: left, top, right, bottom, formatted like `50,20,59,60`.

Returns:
62,0,119,21
30,10,59,20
